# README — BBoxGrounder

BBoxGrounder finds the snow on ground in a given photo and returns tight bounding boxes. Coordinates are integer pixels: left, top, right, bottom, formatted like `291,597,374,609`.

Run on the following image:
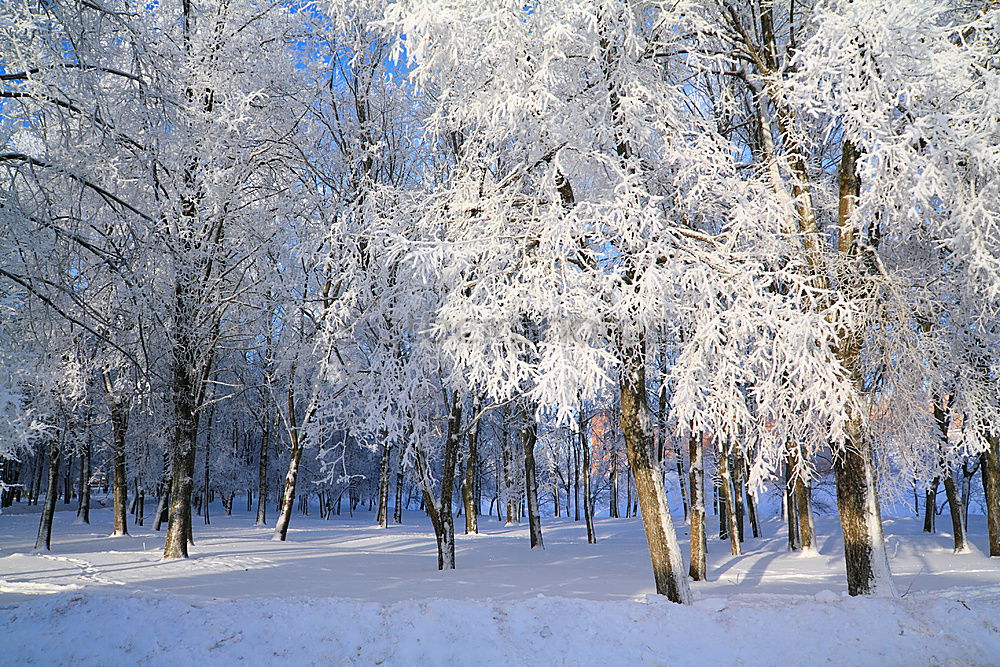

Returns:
1,500,999,665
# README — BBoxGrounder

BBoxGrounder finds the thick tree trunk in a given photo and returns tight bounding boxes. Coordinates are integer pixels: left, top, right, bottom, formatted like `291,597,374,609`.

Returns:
377,440,391,528
795,474,815,551
832,140,895,596
163,349,199,559
462,424,479,535
255,421,269,526
521,408,543,549
942,471,967,553
107,392,129,536
785,460,800,551
688,433,707,581
620,340,691,604
34,438,60,551
835,422,895,596
273,444,302,541
981,438,1000,556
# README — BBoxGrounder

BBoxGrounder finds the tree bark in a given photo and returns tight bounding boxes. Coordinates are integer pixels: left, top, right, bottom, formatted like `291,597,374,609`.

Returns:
981,437,1000,556
609,449,620,519
833,140,895,596
785,460,800,551
76,437,91,524
923,477,939,533
619,339,691,603
377,440,391,528
942,470,967,553
163,333,200,559
273,368,305,542
688,433,707,581
717,445,740,555
462,423,479,534
416,398,462,569
579,409,597,544
34,438,60,551
795,473,815,551
521,406,543,549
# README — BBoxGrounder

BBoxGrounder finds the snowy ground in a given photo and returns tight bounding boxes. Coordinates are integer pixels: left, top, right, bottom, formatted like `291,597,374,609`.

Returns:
2,500,999,665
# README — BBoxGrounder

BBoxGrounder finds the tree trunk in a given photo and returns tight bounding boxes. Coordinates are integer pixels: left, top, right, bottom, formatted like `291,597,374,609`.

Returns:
34,438,60,551
416,399,462,570
462,423,479,535
273,369,306,542
153,448,170,531
688,433,707,581
923,477,939,533
163,349,199,559
393,454,404,524
521,407,543,549
273,443,302,541
609,450,620,519
795,474,815,551
785,459,800,551
620,340,691,603
580,410,596,544
942,470,967,553
981,438,1000,556
717,445,740,555
834,429,895,596
377,440,391,528
76,437,91,524
255,420,269,526
832,140,895,596
573,429,581,522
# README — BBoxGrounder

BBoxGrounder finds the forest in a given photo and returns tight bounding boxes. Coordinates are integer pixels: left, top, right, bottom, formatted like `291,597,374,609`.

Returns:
1,2,1000,653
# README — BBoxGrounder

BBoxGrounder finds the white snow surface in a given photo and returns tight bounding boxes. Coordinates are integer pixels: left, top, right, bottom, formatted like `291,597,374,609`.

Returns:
2,502,999,665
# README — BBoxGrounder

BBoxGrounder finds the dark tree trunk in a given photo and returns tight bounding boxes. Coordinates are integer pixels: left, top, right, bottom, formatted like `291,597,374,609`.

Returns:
923,477,940,533
107,391,129,536
609,449,620,519
942,471,967,552
76,438,91,524
377,440,391,528
573,429,581,522
619,339,691,603
163,346,199,559
795,474,815,551
34,438,60,551
393,454,404,524
153,448,170,531
580,409,596,544
981,438,1000,556
832,140,895,596
521,407,543,549
834,431,894,596
417,399,463,570
688,433,707,581
274,370,305,542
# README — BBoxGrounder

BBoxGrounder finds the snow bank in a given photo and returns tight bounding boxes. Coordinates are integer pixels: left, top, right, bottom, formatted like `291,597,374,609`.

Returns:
3,591,998,666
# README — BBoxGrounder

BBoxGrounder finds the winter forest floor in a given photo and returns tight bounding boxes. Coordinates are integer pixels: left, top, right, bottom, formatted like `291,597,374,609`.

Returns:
1,501,999,665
